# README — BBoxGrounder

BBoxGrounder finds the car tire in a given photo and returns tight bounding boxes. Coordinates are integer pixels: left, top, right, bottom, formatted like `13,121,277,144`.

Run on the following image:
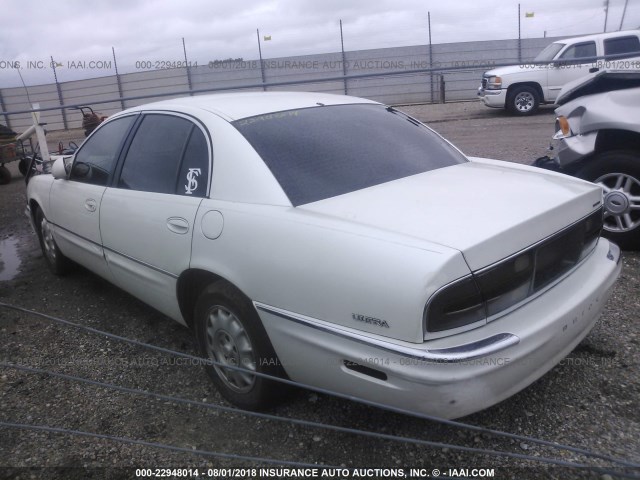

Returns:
194,281,287,410
574,150,640,250
35,208,72,274
0,165,11,185
507,85,540,116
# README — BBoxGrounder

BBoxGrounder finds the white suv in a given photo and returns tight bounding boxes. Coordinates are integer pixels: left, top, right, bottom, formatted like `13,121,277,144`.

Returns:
478,30,640,115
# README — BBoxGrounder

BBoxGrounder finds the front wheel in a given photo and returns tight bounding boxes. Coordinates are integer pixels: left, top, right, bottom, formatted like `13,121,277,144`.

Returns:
194,281,287,410
35,208,71,274
574,150,640,250
507,85,540,116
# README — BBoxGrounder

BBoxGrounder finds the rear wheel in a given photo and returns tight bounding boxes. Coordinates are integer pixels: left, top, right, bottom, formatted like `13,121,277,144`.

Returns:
194,281,287,410
35,208,71,274
574,150,640,250
507,85,540,116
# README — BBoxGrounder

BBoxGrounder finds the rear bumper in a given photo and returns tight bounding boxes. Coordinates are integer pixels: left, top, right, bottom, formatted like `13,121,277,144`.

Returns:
257,239,621,418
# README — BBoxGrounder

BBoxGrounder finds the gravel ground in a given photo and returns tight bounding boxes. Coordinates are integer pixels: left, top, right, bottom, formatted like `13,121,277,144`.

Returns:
0,101,638,480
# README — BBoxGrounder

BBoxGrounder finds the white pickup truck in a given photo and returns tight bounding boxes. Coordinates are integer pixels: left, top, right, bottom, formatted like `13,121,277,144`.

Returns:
478,30,640,115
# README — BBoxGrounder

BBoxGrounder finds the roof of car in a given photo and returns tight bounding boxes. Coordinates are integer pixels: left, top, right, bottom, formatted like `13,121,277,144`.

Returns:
125,91,380,121
555,29,640,44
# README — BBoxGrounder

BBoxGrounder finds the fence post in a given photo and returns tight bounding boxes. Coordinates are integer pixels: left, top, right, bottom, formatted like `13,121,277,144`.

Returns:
439,75,445,104
51,57,68,130
428,12,434,104
0,90,11,131
182,38,194,96
112,47,126,110
257,29,267,91
340,19,348,95
518,4,522,64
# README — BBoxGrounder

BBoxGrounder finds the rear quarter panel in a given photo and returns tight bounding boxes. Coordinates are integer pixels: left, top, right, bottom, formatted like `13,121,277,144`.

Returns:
190,200,471,343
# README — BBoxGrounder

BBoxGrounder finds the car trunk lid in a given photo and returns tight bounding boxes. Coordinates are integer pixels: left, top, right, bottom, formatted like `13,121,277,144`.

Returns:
300,159,603,271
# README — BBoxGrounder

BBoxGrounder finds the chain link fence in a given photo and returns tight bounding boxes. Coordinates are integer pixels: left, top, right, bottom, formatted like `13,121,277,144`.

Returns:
0,36,562,133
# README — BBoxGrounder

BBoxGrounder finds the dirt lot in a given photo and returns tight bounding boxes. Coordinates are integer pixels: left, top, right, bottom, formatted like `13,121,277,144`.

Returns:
0,102,638,479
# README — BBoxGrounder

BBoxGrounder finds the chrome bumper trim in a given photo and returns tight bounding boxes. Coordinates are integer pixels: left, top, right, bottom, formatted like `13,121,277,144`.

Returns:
254,302,519,363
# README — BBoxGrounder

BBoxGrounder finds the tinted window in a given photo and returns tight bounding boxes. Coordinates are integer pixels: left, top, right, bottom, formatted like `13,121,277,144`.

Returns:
119,114,195,194
70,115,135,186
234,104,467,206
560,41,596,60
177,127,209,197
604,36,640,56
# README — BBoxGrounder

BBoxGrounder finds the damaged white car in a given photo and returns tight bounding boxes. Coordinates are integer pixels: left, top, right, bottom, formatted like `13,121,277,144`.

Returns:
26,92,621,418
536,70,640,250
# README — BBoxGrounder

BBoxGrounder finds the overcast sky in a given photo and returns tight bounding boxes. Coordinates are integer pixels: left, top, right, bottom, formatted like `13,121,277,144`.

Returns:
0,0,638,88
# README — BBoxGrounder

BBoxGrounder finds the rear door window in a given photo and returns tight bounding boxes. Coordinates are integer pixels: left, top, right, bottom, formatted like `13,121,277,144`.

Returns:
118,114,209,196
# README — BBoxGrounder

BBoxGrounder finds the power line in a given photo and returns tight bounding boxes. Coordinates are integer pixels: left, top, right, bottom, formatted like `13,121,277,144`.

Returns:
0,421,333,468
1,301,638,469
6,362,639,475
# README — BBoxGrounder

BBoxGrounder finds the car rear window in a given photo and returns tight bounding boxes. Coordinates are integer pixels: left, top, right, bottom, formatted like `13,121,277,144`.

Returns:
233,104,467,206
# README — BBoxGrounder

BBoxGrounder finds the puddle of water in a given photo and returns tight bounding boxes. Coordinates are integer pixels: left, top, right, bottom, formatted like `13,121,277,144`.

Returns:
0,237,21,281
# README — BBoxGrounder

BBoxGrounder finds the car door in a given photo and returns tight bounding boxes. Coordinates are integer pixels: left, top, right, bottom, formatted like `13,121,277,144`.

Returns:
99,112,211,322
548,40,597,101
49,115,137,279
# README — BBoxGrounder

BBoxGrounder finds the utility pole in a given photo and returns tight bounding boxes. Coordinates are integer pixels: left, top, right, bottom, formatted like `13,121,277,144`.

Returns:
603,0,610,32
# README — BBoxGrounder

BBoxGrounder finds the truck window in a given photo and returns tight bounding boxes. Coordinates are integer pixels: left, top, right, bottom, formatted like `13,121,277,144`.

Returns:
559,41,596,60
604,36,640,56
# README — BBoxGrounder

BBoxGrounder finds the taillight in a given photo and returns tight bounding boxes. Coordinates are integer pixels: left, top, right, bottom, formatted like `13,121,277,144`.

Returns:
425,276,485,333
425,209,603,336
475,252,534,317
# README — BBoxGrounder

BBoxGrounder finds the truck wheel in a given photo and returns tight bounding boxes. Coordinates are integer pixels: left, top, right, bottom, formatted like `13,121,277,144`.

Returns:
35,208,72,274
507,86,540,116
0,165,10,185
575,150,640,250
194,281,288,410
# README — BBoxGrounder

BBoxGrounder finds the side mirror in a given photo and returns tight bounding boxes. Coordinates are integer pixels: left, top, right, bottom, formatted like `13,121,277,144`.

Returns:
51,157,68,179
70,162,90,179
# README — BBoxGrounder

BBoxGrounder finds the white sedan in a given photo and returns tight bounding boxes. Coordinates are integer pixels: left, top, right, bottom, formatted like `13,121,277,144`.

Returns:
26,92,621,418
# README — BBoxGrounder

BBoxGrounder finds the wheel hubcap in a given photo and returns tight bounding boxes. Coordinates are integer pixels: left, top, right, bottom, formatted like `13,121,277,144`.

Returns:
595,172,640,233
205,305,256,393
40,217,57,262
514,92,534,112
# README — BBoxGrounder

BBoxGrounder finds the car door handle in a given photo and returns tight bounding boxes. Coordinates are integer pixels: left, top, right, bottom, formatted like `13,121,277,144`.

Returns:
589,67,599,73
166,217,189,235
84,199,97,212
